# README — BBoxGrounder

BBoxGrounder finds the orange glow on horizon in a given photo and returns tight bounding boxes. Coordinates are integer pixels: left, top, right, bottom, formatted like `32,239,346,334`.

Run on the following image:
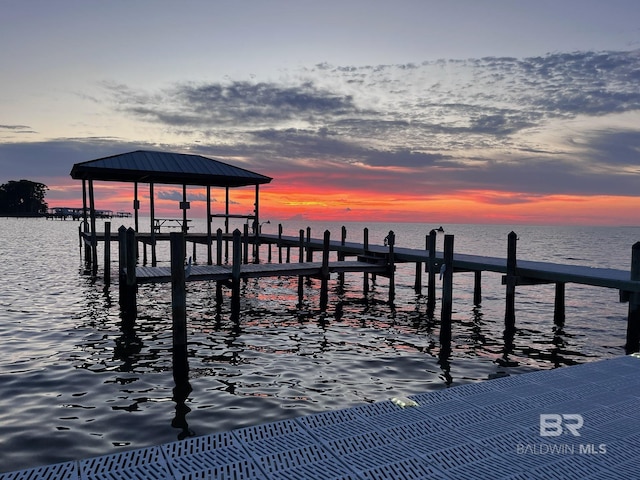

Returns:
44,178,640,226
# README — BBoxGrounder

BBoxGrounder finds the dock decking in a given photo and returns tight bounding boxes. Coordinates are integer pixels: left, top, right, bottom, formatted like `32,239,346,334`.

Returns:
135,261,388,284
4,354,639,479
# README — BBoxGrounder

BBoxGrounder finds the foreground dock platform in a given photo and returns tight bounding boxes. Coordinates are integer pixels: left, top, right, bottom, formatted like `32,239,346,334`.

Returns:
4,355,639,479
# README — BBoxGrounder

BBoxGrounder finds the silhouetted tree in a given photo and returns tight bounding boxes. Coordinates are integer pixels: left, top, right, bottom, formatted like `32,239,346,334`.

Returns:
0,180,49,215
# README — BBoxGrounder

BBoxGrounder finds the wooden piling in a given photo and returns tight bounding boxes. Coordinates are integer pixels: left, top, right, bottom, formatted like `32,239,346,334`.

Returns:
363,227,369,294
505,231,517,333
306,227,313,262
88,179,98,275
473,271,482,306
170,232,188,375
118,226,137,321
387,231,395,303
626,242,640,353
215,228,223,305
440,234,454,349
243,223,249,264
320,230,330,310
216,229,223,265
104,222,111,285
298,230,304,304
338,226,346,286
118,225,127,307
427,230,437,314
554,282,565,327
415,262,422,294
278,224,283,263
231,229,241,316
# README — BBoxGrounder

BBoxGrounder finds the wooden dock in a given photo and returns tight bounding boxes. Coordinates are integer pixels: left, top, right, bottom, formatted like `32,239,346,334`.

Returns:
78,223,640,352
4,354,639,479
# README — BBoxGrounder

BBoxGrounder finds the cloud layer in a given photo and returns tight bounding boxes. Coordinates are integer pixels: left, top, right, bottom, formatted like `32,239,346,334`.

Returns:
2,49,640,222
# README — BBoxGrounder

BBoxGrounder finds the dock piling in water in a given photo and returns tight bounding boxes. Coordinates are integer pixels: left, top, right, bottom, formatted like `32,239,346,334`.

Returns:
103,222,111,285
427,229,437,315
626,242,640,353
118,226,137,323
439,234,454,350
505,231,517,333
170,232,188,376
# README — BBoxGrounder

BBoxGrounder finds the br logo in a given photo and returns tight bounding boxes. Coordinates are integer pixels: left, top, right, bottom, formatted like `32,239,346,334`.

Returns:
539,414,584,437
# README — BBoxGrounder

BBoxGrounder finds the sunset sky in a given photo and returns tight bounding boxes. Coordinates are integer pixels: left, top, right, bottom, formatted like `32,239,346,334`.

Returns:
2,0,640,225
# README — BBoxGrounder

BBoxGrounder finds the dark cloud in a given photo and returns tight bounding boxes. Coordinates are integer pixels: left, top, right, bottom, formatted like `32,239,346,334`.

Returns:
578,129,640,167
0,138,155,183
0,124,37,134
111,80,360,128
4,49,640,205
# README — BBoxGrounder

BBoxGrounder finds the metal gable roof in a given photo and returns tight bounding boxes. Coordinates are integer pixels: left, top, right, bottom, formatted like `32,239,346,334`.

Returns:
70,150,272,187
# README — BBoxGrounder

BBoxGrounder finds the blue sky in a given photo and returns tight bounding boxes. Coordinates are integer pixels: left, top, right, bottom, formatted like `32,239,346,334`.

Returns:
1,1,640,223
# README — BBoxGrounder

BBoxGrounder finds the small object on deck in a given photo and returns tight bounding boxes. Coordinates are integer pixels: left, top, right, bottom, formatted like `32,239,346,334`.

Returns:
391,396,419,408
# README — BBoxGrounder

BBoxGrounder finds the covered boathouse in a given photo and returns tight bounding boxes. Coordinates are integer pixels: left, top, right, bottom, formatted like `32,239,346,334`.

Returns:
70,150,272,268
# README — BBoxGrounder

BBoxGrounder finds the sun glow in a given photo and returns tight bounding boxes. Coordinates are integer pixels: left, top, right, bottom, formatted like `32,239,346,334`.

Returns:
46,176,640,227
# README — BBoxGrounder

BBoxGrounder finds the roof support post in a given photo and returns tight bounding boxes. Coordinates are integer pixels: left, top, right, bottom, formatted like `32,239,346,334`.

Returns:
88,179,98,275
254,184,260,263
150,182,156,266
81,179,90,265
206,186,212,265
133,181,140,232
225,186,230,263
81,179,88,231
181,184,189,236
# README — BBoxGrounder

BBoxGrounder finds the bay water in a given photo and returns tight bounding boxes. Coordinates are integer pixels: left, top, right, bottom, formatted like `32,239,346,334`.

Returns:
0,217,636,472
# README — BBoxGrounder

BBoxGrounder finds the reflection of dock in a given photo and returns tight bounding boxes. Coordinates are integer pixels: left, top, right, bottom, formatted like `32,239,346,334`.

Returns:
5,354,640,478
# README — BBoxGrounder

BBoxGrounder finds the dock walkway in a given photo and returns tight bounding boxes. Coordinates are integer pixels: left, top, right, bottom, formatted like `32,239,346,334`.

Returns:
4,354,639,479
267,234,640,292
135,260,388,284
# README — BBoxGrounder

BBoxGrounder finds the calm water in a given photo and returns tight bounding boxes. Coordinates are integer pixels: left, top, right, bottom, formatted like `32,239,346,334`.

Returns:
0,217,637,472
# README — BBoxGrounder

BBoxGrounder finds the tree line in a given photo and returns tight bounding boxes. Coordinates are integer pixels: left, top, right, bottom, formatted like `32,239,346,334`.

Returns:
0,180,49,215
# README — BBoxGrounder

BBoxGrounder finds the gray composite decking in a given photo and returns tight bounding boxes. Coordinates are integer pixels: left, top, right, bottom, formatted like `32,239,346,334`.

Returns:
3,355,639,479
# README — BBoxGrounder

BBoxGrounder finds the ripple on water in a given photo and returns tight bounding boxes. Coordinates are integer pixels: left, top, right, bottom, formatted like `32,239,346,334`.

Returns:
0,219,633,473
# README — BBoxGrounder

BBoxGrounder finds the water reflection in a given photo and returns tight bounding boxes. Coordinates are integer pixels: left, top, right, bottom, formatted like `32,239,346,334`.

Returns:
65,252,627,469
